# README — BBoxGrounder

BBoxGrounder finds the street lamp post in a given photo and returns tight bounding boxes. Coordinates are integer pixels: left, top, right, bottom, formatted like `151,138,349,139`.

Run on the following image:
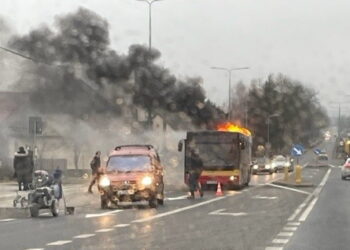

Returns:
267,113,280,148
137,0,163,50
211,66,249,120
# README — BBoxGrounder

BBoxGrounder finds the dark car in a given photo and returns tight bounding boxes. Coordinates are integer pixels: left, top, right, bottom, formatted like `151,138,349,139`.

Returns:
252,157,273,175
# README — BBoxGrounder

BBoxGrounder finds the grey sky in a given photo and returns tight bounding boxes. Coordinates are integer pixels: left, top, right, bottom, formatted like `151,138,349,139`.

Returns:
1,0,349,115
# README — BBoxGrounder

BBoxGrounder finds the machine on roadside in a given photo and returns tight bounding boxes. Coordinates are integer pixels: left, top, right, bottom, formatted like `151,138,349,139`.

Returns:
28,170,62,217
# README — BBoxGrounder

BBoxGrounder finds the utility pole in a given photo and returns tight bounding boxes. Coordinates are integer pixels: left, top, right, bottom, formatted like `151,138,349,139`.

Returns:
338,104,341,137
211,66,250,120
137,0,163,50
267,113,280,151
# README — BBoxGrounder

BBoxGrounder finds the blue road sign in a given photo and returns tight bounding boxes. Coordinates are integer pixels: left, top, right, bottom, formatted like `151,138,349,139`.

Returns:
291,144,304,157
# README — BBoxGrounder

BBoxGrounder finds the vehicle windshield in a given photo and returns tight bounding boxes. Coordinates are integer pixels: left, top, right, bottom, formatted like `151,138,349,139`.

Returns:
256,158,268,164
107,155,151,172
273,156,286,162
188,143,238,170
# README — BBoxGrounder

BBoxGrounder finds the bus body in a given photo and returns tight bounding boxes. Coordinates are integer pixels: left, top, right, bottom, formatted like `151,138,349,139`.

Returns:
179,130,252,189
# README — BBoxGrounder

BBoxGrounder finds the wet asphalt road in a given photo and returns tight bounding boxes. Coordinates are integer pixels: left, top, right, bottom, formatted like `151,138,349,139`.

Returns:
0,139,339,250
285,166,350,250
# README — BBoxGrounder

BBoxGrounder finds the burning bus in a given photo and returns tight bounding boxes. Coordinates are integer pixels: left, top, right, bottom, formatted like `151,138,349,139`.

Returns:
178,123,252,189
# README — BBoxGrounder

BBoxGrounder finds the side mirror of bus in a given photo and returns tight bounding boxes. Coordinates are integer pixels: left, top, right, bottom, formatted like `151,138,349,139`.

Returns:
240,142,246,150
178,141,183,152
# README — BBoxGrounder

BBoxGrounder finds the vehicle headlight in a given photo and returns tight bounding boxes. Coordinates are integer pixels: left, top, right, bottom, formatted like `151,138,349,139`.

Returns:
265,164,271,169
230,176,235,181
285,162,291,167
99,176,110,187
141,176,153,186
253,165,258,169
271,163,276,168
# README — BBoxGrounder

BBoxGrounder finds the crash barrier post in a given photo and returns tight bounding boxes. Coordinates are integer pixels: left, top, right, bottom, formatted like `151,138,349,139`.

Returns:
295,165,302,184
284,166,289,181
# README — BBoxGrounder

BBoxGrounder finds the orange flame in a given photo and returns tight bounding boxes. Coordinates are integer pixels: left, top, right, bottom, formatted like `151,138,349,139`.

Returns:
217,122,252,136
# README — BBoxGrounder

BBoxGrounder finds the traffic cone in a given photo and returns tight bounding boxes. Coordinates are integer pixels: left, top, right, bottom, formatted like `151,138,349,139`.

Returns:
195,190,200,197
216,182,223,196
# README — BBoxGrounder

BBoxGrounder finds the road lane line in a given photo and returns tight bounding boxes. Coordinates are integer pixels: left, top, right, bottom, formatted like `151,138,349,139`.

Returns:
85,209,122,218
319,168,331,186
287,222,300,226
298,168,331,222
46,240,72,246
209,209,247,216
114,224,130,228
165,195,188,201
0,218,15,222
278,232,293,237
272,238,289,244
267,183,311,195
252,195,278,200
26,248,44,250
265,247,283,250
298,197,318,222
283,227,297,231
132,196,226,223
95,228,114,233
288,195,312,221
73,234,95,239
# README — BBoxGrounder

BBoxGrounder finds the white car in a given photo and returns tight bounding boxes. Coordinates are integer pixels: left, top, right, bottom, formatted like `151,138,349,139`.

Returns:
341,158,350,180
271,155,293,173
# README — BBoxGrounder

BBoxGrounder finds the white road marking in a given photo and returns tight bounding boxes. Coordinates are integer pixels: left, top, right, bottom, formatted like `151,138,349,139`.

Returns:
283,227,297,231
288,191,314,221
267,183,311,195
209,209,247,217
26,248,44,250
297,168,331,222
165,195,188,201
95,228,114,233
85,209,122,218
287,222,300,226
265,247,283,250
272,238,289,244
0,194,19,198
114,224,130,228
227,191,242,196
278,232,294,237
73,234,95,239
0,218,15,222
319,169,331,186
252,195,278,200
47,240,72,246
298,197,318,222
301,162,309,168
132,196,226,223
